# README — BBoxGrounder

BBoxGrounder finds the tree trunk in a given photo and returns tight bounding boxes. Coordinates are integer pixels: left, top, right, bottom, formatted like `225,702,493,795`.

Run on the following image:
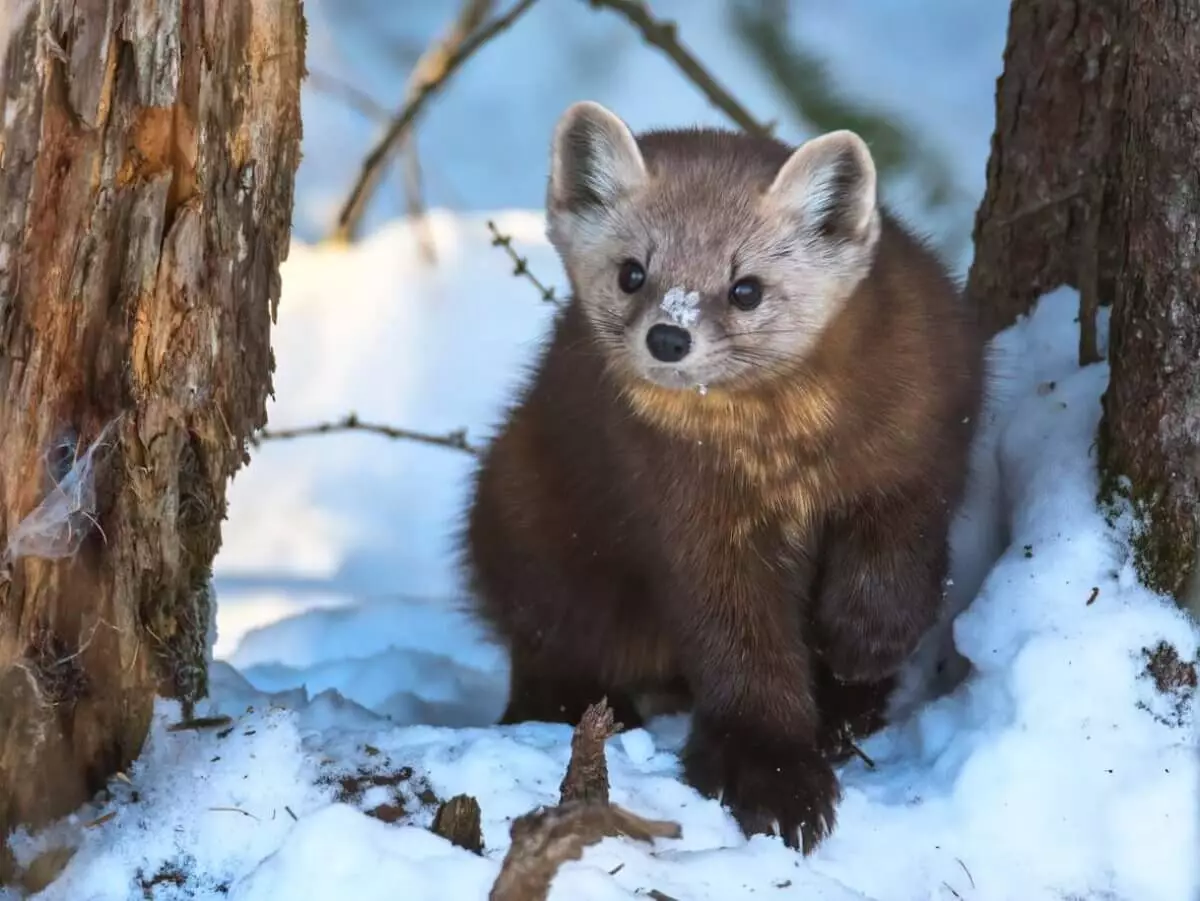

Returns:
968,0,1200,611
964,0,1126,338
1096,3,1200,609
0,0,304,873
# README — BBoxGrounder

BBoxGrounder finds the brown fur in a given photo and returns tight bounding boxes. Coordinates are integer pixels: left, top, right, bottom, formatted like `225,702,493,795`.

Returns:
459,112,985,854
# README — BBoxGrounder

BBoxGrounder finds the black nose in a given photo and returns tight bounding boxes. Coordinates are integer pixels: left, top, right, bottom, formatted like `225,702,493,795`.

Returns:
646,324,692,363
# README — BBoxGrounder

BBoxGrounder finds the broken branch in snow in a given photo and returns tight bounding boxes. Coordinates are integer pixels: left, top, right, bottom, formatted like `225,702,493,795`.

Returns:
487,220,561,305
488,699,680,900
331,0,538,242
584,0,772,138
489,802,681,901
252,414,478,455
558,698,621,804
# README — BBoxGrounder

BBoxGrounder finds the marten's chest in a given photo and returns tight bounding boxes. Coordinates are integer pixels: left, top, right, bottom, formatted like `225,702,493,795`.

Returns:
613,378,842,546
615,426,833,555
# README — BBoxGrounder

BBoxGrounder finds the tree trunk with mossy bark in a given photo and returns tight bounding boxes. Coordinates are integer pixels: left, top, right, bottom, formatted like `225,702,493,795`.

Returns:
1095,3,1200,611
968,0,1200,613
0,0,304,880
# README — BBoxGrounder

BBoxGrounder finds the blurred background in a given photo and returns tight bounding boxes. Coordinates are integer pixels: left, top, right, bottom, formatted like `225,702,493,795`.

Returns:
210,0,1012,726
298,0,1009,269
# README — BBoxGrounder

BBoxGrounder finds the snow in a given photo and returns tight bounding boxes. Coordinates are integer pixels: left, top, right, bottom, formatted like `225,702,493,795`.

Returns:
6,2,1200,900
9,232,1197,901
660,286,702,328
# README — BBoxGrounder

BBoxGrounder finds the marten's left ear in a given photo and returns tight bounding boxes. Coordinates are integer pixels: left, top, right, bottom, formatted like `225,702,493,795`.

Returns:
766,130,879,246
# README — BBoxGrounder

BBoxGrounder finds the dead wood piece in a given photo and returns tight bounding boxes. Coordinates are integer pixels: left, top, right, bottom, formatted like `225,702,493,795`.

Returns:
488,801,680,901
558,698,621,805
432,794,484,855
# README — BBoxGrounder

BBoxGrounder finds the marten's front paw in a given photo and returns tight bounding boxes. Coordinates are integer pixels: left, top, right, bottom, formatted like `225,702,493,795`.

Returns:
682,722,841,854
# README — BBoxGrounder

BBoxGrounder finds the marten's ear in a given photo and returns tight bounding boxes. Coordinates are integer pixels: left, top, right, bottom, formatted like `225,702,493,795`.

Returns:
766,130,879,246
548,101,646,215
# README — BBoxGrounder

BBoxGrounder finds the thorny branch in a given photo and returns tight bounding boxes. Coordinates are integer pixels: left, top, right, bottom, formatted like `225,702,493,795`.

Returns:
252,414,479,455
331,0,538,242
584,0,773,138
487,220,561,304
246,224,559,455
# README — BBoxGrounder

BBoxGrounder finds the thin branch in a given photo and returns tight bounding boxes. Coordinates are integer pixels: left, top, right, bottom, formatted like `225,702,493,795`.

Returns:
402,136,438,265
487,220,561,304
252,414,478,455
585,0,772,138
993,181,1086,228
331,0,538,242
304,67,437,262
305,67,392,123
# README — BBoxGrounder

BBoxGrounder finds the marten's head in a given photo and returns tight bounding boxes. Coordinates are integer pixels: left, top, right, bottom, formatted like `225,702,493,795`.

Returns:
545,101,882,394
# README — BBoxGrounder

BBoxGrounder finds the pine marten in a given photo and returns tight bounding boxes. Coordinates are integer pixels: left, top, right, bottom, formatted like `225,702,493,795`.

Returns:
459,101,985,854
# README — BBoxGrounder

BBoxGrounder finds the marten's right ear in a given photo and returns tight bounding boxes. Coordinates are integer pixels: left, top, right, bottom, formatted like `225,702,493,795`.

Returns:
548,101,646,216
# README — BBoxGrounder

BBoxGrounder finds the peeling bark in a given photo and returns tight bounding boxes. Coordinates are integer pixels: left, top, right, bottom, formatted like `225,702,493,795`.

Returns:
0,0,304,867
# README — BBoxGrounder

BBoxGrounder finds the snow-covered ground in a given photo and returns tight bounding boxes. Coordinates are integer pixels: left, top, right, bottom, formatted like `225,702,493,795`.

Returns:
8,239,1197,899
5,2,1199,899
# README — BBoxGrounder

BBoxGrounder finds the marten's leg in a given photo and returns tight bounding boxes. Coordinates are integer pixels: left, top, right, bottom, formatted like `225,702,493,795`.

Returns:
814,486,949,686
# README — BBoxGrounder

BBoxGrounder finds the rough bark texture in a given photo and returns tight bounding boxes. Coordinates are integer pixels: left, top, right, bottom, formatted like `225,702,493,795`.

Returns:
964,0,1126,336
0,0,304,869
969,0,1200,610
1097,2,1200,609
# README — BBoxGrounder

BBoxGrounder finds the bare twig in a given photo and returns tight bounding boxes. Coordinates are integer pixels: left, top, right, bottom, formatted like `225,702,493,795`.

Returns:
166,715,234,733
402,136,438,265
305,68,437,262
208,807,259,821
993,181,1086,228
584,0,772,137
252,413,479,455
487,220,561,305
847,739,876,770
331,0,537,242
305,67,392,123
1078,177,1104,367
955,858,976,889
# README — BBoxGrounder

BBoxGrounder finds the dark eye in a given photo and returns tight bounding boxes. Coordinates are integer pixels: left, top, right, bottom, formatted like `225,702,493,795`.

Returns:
729,276,763,311
618,259,646,294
